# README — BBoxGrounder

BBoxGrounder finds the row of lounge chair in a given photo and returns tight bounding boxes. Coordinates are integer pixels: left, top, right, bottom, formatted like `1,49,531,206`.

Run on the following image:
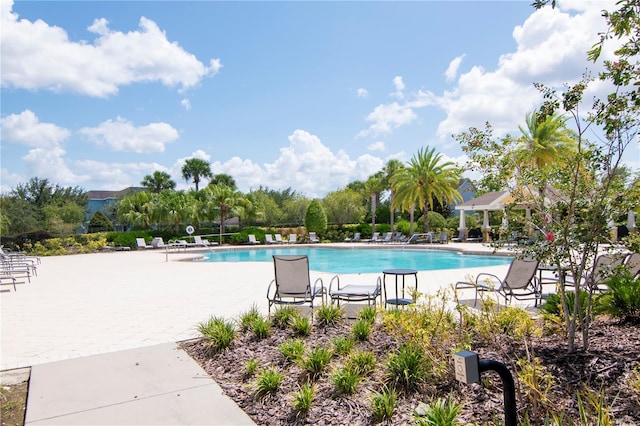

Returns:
135,236,218,250
248,232,319,244
1,246,41,292
344,231,450,244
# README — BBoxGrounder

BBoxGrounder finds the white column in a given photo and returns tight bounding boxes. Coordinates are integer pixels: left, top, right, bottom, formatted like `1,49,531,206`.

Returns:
628,210,637,233
458,210,467,241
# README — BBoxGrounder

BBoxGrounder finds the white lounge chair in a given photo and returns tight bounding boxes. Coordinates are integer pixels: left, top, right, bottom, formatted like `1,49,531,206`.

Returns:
344,232,361,243
194,235,217,247
274,234,284,244
136,238,153,249
248,234,261,245
265,234,277,244
309,232,320,243
288,234,297,244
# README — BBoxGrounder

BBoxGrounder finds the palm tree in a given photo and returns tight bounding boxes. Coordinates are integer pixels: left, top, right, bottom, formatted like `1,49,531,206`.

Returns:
391,147,462,233
516,112,576,171
364,174,385,235
117,191,155,229
141,171,176,193
181,158,213,191
203,184,247,241
383,159,404,232
209,173,237,189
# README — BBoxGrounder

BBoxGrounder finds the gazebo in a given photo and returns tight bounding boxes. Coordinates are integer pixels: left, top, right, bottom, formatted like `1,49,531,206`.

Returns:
454,191,520,242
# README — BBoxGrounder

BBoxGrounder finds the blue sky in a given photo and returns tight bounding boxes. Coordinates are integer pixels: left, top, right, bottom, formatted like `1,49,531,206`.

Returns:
1,0,638,197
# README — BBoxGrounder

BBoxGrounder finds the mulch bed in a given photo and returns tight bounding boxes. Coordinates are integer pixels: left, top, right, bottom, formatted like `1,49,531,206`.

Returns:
182,317,640,425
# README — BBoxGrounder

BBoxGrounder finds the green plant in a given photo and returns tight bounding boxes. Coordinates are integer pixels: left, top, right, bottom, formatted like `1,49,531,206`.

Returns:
331,336,355,357
331,365,360,395
371,386,397,421
577,386,614,426
496,307,540,340
517,357,555,417
351,319,371,341
279,338,305,363
595,271,640,319
238,304,262,332
251,316,271,340
385,343,427,392
414,396,463,426
316,304,344,326
197,316,236,353
299,346,332,379
291,382,315,416
244,358,259,378
305,199,328,235
357,305,377,324
291,315,312,336
345,349,376,376
271,305,300,329
254,367,283,398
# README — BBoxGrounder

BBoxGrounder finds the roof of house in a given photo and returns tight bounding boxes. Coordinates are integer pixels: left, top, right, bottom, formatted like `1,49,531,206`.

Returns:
85,187,145,200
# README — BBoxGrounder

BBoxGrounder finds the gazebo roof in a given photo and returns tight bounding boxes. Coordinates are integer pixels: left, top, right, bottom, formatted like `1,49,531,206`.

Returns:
455,191,512,211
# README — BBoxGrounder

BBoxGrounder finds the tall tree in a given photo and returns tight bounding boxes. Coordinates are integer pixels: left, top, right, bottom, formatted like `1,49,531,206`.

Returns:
209,173,237,190
141,171,176,193
364,174,385,234
383,159,404,232
392,147,462,233
203,184,246,239
181,158,213,191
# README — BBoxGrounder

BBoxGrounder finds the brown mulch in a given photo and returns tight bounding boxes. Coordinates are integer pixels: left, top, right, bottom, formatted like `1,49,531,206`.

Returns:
182,317,640,425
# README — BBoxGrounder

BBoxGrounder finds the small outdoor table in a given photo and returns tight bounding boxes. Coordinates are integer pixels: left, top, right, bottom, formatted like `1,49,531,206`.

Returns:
382,269,418,308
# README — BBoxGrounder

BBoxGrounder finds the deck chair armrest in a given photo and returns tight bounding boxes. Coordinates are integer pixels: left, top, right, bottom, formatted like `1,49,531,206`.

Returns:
328,275,340,294
312,277,326,303
266,279,277,301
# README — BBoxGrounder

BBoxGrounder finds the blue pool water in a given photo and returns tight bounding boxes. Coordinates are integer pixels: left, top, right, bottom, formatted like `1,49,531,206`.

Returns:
202,247,512,274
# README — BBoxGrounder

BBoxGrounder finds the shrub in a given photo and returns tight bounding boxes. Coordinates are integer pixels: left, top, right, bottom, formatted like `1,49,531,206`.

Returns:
244,358,259,378
316,304,344,326
299,346,332,379
357,305,377,324
271,306,299,329
332,366,360,395
304,199,328,235
291,382,315,416
279,339,305,363
595,271,640,319
251,316,271,340
371,386,397,421
197,316,236,354
254,367,283,398
414,396,464,426
291,316,312,336
385,343,427,392
351,319,372,341
331,336,355,357
345,350,376,376
238,304,262,332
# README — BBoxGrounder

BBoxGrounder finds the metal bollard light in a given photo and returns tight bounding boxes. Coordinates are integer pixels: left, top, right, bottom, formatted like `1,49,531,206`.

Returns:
454,351,517,426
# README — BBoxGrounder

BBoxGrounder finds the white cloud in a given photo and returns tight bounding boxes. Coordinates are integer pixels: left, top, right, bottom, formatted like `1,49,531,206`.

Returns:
445,54,465,82
0,110,71,148
356,102,418,138
357,88,368,98
368,141,385,152
22,147,86,185
181,98,192,111
391,76,405,99
434,2,615,139
0,1,221,97
211,130,383,197
78,118,179,153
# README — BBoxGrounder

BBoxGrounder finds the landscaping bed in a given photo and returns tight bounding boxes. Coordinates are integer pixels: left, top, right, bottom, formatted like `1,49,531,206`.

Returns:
183,303,640,425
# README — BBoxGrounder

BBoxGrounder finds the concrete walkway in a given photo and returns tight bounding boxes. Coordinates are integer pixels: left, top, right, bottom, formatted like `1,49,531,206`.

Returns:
1,243,517,425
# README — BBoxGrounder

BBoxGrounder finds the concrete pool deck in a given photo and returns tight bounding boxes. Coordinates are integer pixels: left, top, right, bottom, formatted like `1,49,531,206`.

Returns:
2,242,517,370
1,242,530,425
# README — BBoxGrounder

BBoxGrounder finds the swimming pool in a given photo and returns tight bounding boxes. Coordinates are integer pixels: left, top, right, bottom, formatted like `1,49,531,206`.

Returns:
202,247,512,274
